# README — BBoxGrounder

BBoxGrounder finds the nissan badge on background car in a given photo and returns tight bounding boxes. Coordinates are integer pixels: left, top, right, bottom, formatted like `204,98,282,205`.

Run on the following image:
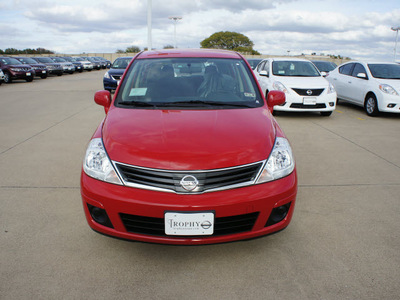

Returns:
81,49,297,245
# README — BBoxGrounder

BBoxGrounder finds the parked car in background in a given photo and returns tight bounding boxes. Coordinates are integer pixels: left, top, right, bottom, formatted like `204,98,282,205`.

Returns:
246,58,262,70
254,58,336,116
15,57,48,79
103,56,133,92
311,60,337,77
32,57,63,76
82,57,102,70
326,61,400,116
0,69,5,85
62,57,83,72
49,57,75,74
94,56,111,68
81,49,297,245
73,57,93,71
0,57,35,83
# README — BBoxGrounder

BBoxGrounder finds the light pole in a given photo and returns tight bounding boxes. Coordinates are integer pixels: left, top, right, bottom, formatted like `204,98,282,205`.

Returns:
147,0,152,51
391,26,400,62
169,16,182,49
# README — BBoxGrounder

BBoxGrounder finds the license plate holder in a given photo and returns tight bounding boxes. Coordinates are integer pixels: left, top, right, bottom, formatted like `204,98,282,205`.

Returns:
303,97,317,105
164,211,214,236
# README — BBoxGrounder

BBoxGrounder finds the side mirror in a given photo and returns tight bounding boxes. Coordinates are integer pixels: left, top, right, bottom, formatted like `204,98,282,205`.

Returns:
267,90,285,113
320,71,327,77
259,70,269,77
94,90,111,113
356,73,367,79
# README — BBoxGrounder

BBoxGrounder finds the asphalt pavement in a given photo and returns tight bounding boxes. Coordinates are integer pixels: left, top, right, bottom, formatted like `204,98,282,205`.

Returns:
1,70,399,299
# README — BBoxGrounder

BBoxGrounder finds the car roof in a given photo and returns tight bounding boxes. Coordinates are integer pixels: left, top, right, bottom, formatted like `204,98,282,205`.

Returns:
137,49,242,59
269,57,311,62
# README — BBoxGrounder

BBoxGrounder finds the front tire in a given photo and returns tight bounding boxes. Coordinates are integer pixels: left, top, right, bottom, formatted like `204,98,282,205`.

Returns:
321,111,332,116
365,94,379,117
4,72,12,83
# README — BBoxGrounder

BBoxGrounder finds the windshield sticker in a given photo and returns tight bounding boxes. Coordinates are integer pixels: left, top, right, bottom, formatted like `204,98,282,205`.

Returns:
244,93,255,97
129,88,147,96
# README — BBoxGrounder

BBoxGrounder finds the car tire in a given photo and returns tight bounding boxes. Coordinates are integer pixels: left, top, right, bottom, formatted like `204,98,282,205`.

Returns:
364,94,379,117
26,77,33,82
41,75,48,79
57,73,62,76
4,72,12,83
320,111,332,116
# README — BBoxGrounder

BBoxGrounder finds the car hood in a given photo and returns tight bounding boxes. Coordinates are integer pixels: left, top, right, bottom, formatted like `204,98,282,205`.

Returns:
108,68,126,76
8,64,32,69
102,107,276,170
273,76,329,89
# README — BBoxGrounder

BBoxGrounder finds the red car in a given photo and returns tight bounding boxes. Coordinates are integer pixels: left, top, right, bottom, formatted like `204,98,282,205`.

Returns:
81,49,297,245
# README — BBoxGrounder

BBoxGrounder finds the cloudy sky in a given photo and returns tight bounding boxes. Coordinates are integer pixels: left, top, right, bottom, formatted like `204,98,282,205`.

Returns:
1,0,399,61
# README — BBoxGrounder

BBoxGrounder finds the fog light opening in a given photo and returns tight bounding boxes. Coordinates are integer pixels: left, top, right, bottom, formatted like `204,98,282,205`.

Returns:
87,204,113,228
329,102,335,107
387,103,396,108
265,203,291,227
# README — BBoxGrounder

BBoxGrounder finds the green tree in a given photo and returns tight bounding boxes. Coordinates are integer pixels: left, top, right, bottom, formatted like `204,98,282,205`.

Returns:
200,31,260,54
126,46,141,53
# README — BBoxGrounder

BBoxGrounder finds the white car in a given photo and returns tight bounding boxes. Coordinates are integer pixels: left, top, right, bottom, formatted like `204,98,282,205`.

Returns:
254,58,336,116
0,69,4,85
326,61,400,116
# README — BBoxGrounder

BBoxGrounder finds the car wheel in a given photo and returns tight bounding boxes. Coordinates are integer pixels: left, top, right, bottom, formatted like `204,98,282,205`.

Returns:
41,75,48,79
364,94,379,117
320,111,332,116
4,72,12,83
57,73,62,76
26,76,33,82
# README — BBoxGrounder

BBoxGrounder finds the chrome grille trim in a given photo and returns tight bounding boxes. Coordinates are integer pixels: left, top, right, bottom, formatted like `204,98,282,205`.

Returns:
113,160,266,194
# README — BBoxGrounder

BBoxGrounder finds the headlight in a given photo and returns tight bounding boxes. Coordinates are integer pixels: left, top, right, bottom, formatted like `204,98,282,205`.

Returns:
272,81,289,94
83,138,122,185
379,84,399,96
256,137,295,183
327,83,336,94
10,68,20,72
104,72,110,79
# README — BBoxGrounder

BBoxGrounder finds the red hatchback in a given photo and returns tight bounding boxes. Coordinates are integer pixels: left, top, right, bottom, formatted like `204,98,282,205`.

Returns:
81,49,297,245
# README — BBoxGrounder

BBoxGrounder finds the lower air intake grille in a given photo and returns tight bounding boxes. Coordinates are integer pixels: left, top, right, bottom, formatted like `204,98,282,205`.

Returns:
120,212,259,237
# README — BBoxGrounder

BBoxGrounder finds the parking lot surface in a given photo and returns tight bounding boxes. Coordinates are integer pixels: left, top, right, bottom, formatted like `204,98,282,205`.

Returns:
1,72,399,299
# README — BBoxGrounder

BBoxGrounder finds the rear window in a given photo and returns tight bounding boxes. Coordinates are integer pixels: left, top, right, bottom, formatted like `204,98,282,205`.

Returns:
115,57,263,109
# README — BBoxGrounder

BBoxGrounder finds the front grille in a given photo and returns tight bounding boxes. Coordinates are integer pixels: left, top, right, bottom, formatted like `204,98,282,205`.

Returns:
120,212,259,237
115,161,264,193
292,88,324,96
290,103,326,109
111,75,121,80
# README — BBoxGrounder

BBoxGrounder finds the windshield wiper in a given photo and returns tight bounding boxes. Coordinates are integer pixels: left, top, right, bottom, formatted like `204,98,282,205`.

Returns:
159,100,254,108
118,101,158,108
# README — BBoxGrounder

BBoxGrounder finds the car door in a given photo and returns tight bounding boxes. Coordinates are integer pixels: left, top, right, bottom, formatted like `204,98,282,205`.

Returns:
332,63,355,100
346,63,370,105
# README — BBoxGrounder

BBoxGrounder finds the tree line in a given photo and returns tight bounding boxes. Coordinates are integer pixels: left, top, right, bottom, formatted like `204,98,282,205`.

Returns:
0,48,54,55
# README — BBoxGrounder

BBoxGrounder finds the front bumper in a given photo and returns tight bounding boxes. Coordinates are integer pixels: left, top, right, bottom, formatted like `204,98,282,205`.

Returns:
274,91,336,112
377,93,400,113
81,170,297,245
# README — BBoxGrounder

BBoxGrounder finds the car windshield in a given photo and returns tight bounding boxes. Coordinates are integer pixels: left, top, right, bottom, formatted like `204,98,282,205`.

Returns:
35,57,54,63
1,57,22,65
312,61,337,72
52,57,67,62
18,57,37,64
246,59,262,69
272,61,320,77
112,58,132,69
116,57,262,109
368,64,400,79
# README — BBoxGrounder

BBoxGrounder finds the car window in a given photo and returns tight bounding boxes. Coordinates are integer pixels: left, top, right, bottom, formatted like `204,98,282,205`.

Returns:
339,63,354,75
256,61,266,72
112,58,132,69
116,57,263,109
351,63,367,77
1,57,22,65
272,61,320,77
368,64,400,79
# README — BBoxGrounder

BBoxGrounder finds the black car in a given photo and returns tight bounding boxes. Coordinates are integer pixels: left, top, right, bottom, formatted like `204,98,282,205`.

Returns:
15,57,48,79
31,57,63,76
0,57,35,83
62,57,84,73
82,57,102,70
311,60,337,76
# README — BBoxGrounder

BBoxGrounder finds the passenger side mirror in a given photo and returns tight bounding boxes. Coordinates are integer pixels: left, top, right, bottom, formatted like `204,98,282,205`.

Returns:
259,70,269,77
356,73,367,79
320,71,327,77
94,90,112,113
267,90,285,113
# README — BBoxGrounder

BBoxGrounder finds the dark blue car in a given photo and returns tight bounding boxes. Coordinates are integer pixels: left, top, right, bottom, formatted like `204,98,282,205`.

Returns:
103,57,133,92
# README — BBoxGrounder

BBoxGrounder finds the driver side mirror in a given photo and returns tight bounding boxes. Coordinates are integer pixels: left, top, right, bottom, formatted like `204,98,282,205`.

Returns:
267,90,285,113
259,70,269,77
94,90,111,114
356,73,367,79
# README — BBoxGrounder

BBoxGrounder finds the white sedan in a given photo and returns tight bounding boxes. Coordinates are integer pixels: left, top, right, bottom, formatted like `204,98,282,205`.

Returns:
326,61,400,116
254,58,337,116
